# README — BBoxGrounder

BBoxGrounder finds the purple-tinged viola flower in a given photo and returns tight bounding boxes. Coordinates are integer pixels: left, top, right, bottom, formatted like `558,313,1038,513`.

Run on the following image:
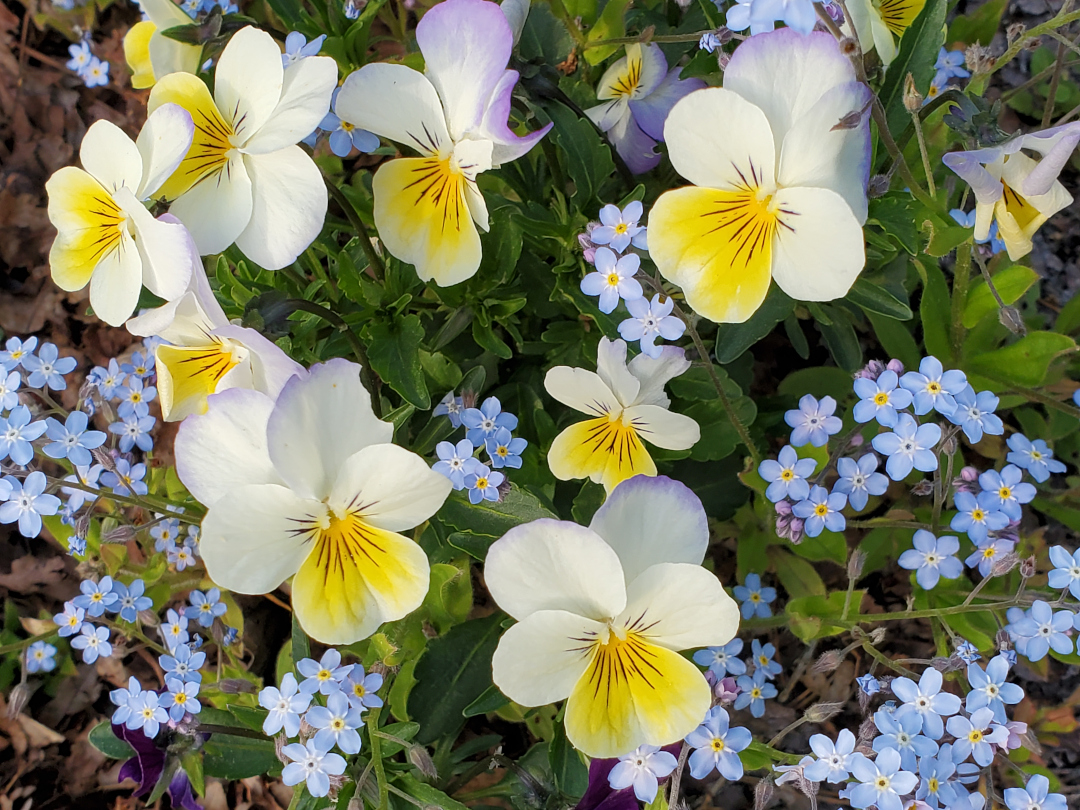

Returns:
792,485,846,537
608,744,677,803
23,343,77,391
733,574,776,619
853,369,911,427
114,723,202,810
785,394,843,448
685,706,751,780
891,668,961,740
803,729,857,783
965,536,1015,577
833,454,888,512
947,387,1003,443
946,707,1008,766
847,748,917,810
585,44,705,174
966,654,1023,722
872,708,938,772
759,445,816,503
485,427,527,469
462,396,518,447
943,122,1080,261
1009,600,1074,662
977,465,1035,521
282,739,347,798
898,530,963,590
950,490,1009,542
297,649,353,696
1004,774,1068,810
582,248,643,314
574,755,646,810
1048,545,1080,599
899,356,966,417
618,294,685,359
44,411,106,467
1006,433,1066,482
872,413,941,481
693,639,746,678
592,202,648,253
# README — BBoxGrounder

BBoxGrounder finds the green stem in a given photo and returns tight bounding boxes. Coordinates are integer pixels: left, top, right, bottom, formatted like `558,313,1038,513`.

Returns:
584,31,719,49
950,241,972,362
910,107,937,197
1043,32,1071,128
967,7,1080,94
367,705,390,810
325,178,386,281
962,573,993,607
847,519,931,530
0,631,55,656
102,618,169,656
48,477,202,523
768,716,808,748
197,723,272,740
862,642,918,677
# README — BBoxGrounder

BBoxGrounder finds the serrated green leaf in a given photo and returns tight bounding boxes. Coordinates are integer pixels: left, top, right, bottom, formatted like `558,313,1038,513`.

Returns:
367,314,429,409
439,485,558,542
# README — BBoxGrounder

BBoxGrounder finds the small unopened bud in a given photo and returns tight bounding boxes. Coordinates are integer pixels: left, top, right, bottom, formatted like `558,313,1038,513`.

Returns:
868,627,887,646
299,716,314,740
774,499,793,516
326,773,348,800
717,51,731,70
408,745,439,780
996,629,1013,650
855,359,886,381
911,479,934,497
788,517,805,545
999,305,1026,335
868,174,891,198
102,525,138,544
715,676,739,704
91,446,118,474
1020,555,1037,579
1019,724,1041,755
855,717,878,754
832,107,867,131
966,43,995,74
941,434,957,455
991,552,1019,577
754,776,775,810
138,609,160,627
839,36,858,57
804,701,845,724
903,73,922,112
886,358,905,375
217,678,258,694
1005,23,1026,45
812,650,844,674
7,683,29,719
934,655,965,673
848,550,867,580
848,433,865,448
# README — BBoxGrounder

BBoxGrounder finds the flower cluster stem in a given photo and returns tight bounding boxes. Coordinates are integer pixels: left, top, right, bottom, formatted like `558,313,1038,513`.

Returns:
367,705,390,810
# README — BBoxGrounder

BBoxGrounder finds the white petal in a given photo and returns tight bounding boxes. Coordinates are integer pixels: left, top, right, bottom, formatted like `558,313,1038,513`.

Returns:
416,0,513,140
235,147,327,270
168,154,253,256
585,99,628,133
544,367,620,417
200,483,323,594
492,610,603,706
136,103,195,199
266,358,392,501
121,197,193,301
769,186,865,302
623,404,699,450
214,26,284,144
627,346,690,408
620,563,740,650
722,29,857,146
243,56,338,155
336,63,451,155
88,232,142,327
213,324,304,399
328,444,452,532
484,520,627,622
596,337,641,409
663,87,776,191
589,475,709,583
80,120,143,195
174,387,283,506
777,81,872,223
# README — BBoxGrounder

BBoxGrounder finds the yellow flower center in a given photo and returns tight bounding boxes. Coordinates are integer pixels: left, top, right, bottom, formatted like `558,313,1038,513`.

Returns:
1001,180,1041,231
873,392,890,405
999,487,1012,500
972,508,985,521
875,776,891,790
711,738,725,752
928,778,939,793
814,503,829,517
331,718,346,730
353,684,367,698
751,687,762,698
750,593,761,603
614,223,629,234
156,339,244,419
606,272,621,287
175,692,187,704
927,382,942,394
983,547,996,559
1031,450,1043,460
91,593,103,602
341,121,355,133
780,469,794,481
497,447,508,457
318,669,333,681
476,476,489,489
969,729,983,743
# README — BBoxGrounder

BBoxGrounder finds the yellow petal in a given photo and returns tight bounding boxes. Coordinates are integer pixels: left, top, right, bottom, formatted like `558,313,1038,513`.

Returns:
291,513,430,644
124,21,157,89
564,631,711,758
156,341,242,422
649,185,775,324
45,167,126,292
876,0,926,38
147,72,235,201
547,415,657,494
372,156,482,286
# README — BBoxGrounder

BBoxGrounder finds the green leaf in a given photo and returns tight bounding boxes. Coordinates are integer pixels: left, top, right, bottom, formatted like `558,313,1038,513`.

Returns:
682,396,758,461
203,735,278,780
519,2,574,64
846,277,913,320
770,548,826,599
388,657,419,722
547,104,616,209
377,721,422,756
408,613,504,743
439,485,558,543
815,312,863,372
714,287,794,363
777,367,854,402
263,0,301,28
962,265,1039,328
463,683,511,717
923,220,972,257
965,332,1076,388
867,194,919,255
583,0,631,64
918,261,953,363
292,611,310,674
785,591,862,642
948,0,1007,46
398,774,471,810
88,721,135,760
367,314,430,409
549,721,589,799
867,311,921,370
878,0,947,137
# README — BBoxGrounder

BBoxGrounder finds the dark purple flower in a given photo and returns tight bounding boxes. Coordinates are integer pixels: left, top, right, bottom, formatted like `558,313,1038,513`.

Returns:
576,744,681,810
114,723,202,810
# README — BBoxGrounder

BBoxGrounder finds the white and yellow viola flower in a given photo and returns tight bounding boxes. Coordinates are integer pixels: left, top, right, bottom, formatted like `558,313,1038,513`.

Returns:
334,0,552,286
45,104,195,327
845,0,927,67
126,224,304,421
943,122,1080,261
487,474,740,758
649,29,871,325
175,359,453,644
123,0,202,89
147,26,337,270
545,338,699,494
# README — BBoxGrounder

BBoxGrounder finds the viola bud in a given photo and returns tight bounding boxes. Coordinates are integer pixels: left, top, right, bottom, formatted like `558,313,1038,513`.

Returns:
848,550,867,580
754,776,774,810
408,745,439,780
7,683,29,719
1020,555,1037,579
903,73,922,112
999,305,1026,335
991,552,1019,577
217,678,258,694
